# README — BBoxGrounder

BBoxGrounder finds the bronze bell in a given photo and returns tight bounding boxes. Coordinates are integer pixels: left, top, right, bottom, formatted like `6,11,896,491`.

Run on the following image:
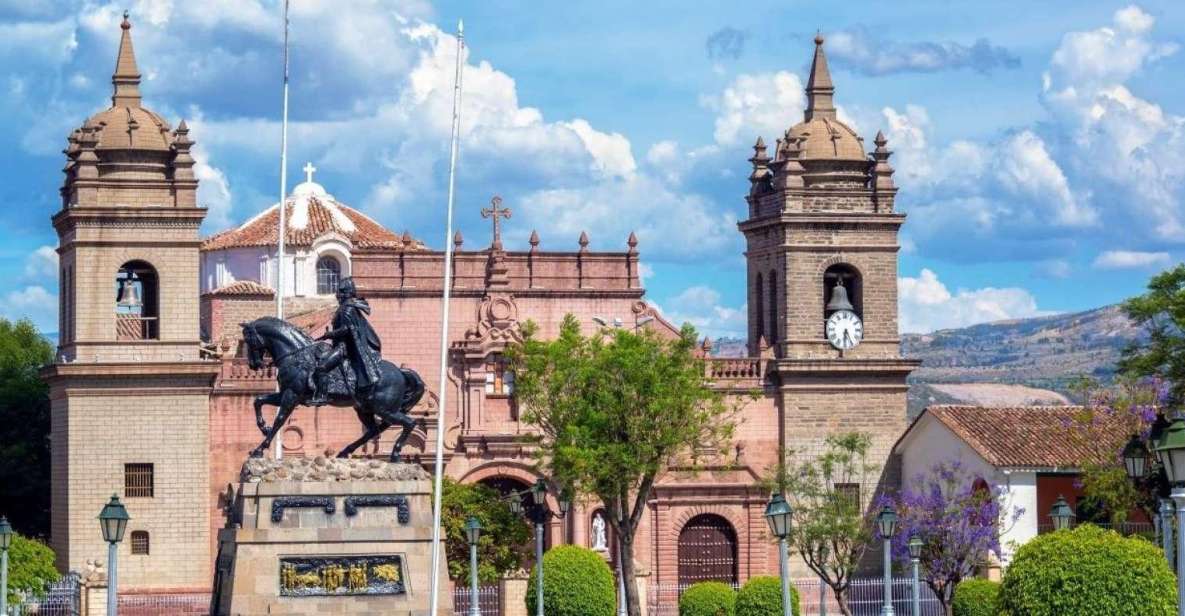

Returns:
116,279,142,308
826,280,854,312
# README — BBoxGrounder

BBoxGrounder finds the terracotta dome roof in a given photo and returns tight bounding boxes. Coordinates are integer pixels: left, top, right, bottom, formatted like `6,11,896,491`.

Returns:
201,179,425,252
783,34,868,163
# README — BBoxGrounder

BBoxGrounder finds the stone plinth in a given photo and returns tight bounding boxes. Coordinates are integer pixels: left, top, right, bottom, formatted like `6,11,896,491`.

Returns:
211,457,451,615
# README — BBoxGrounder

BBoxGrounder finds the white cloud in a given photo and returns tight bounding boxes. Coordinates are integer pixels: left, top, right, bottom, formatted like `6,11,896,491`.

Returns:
995,130,1095,227
0,18,77,66
899,269,1048,333
1,285,57,333
1092,250,1172,270
825,28,1019,75
559,119,636,179
659,285,747,338
705,71,804,146
23,245,58,282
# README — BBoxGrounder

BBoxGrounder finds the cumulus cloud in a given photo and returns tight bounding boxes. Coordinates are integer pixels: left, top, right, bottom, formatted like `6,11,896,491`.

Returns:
659,285,747,338
899,269,1048,333
1092,250,1172,270
706,27,747,61
825,28,1019,75
704,71,805,146
1,285,57,333
22,245,58,282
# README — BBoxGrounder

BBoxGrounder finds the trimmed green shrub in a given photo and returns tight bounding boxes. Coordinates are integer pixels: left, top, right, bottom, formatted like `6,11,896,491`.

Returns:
952,579,999,616
999,524,1175,616
525,545,615,616
735,576,800,616
7,534,59,604
679,581,736,616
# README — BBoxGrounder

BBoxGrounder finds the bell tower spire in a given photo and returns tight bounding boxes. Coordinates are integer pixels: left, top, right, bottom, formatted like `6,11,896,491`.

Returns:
112,10,142,108
804,32,835,121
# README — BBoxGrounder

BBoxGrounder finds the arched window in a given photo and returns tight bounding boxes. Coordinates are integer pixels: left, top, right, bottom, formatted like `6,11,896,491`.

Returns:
767,270,778,344
130,530,149,555
316,256,341,295
823,263,863,319
753,273,764,345
115,261,158,340
678,514,738,587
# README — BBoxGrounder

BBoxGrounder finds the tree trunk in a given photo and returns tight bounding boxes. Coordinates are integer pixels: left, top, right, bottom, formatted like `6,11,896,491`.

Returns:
620,532,642,616
835,588,854,616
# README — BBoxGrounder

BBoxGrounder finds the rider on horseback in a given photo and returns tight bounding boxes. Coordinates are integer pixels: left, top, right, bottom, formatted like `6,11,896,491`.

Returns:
308,277,383,405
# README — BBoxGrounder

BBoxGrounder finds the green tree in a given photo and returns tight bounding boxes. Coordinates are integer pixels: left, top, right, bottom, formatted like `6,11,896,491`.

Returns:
441,478,532,583
1119,264,1185,403
6,533,59,604
510,315,735,616
778,432,879,616
0,318,54,537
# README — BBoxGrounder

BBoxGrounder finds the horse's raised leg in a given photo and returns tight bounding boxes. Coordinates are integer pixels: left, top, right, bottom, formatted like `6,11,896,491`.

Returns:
250,389,298,458
386,412,418,463
336,407,388,458
253,392,284,436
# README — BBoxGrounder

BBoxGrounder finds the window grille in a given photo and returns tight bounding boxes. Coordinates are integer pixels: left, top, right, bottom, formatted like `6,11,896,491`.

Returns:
317,257,341,295
484,355,514,396
130,530,150,555
125,463,154,498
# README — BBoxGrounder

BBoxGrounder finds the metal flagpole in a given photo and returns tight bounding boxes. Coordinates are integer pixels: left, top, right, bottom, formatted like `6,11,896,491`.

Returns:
429,19,464,616
274,0,291,461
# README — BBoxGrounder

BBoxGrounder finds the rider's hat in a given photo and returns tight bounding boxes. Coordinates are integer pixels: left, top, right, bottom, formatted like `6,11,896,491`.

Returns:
337,277,357,297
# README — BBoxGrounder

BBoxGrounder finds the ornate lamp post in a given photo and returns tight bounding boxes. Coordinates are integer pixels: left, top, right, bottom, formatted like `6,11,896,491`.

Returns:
908,535,922,616
763,494,794,616
465,516,483,616
1049,495,1074,532
1153,416,1185,616
511,480,570,616
876,506,898,616
99,495,130,616
1123,434,1150,481
0,516,12,616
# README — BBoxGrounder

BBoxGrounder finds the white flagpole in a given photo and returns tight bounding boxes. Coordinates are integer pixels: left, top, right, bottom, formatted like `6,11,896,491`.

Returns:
274,0,291,461
429,19,464,616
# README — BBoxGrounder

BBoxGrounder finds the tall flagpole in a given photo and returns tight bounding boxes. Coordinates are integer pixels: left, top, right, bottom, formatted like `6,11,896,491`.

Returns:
429,19,464,616
274,0,291,461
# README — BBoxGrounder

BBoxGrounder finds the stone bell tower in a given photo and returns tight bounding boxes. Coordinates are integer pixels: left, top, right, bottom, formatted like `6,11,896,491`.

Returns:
43,13,219,593
738,35,919,479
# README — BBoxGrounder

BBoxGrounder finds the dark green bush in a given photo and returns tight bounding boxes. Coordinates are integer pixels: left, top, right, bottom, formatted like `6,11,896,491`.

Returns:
999,524,1175,616
6,534,58,604
735,576,800,616
525,545,615,616
679,581,736,616
952,579,999,616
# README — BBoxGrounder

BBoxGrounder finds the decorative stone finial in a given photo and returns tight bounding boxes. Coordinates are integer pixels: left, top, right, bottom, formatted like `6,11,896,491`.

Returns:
112,9,141,107
453,230,463,249
804,32,835,121
814,30,824,45
401,230,413,244
529,229,539,251
627,231,638,250
874,130,888,148
578,231,590,252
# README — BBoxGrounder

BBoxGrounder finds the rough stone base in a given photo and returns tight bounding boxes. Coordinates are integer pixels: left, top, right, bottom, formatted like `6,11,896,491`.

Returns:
211,457,452,615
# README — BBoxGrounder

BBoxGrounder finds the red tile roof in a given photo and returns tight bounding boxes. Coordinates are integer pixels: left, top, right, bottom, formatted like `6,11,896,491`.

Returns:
201,195,425,252
205,280,275,297
921,405,1132,469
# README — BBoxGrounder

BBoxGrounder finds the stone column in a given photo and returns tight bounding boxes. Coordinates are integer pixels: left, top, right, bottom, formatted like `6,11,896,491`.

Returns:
500,570,529,616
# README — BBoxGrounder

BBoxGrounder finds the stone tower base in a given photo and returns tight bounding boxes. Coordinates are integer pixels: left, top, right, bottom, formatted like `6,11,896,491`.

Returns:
211,457,452,615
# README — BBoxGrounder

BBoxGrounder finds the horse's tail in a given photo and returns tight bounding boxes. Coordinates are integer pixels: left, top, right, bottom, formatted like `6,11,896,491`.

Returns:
399,368,426,413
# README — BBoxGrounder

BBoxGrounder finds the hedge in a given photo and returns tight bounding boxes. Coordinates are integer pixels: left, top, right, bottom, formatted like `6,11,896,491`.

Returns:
735,576,800,616
952,579,999,616
525,545,615,616
6,534,59,604
998,524,1175,616
679,581,736,616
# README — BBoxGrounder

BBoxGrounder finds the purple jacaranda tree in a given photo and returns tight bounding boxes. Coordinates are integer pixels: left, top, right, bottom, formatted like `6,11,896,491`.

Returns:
883,461,1022,616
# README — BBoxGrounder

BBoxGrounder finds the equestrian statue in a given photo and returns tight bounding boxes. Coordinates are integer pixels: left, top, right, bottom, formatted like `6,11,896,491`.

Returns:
240,277,425,461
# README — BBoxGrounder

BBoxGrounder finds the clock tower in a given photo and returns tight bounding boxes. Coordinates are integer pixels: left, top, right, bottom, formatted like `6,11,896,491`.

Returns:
738,35,919,476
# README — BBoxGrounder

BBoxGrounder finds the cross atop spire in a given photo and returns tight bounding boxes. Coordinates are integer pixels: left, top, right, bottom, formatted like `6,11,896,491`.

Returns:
481,195,512,250
111,10,142,108
303,162,317,184
804,32,835,121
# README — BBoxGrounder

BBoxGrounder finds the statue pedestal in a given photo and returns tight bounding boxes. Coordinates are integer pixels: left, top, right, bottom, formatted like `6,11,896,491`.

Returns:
211,457,451,615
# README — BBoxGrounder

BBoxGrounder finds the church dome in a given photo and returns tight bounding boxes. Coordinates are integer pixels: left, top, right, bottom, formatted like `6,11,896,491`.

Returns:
781,34,868,163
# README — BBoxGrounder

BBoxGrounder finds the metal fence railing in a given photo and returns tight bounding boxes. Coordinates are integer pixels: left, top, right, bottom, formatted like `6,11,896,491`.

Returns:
647,577,944,616
452,584,502,616
117,592,211,616
7,572,80,616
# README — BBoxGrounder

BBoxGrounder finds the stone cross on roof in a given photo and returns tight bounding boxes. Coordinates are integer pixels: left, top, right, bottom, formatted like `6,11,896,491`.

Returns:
481,195,511,250
303,162,316,183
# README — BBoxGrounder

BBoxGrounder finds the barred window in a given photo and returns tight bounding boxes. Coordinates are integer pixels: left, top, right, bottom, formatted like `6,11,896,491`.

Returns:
834,482,860,511
316,257,341,295
125,463,154,498
484,355,514,396
130,530,149,555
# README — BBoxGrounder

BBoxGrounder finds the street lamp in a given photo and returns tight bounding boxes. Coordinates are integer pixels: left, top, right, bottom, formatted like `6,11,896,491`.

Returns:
1161,498,1176,567
514,479,569,616
908,535,923,616
1153,416,1185,616
1122,434,1150,480
1049,495,1074,532
764,494,794,616
98,495,129,616
876,506,897,616
465,516,483,616
0,516,12,616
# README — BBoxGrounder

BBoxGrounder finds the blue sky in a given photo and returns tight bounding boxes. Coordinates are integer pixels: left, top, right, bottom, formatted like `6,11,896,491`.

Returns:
1,1,1183,338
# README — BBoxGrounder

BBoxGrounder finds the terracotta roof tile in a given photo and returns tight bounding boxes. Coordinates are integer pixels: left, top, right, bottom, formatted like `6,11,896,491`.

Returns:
205,280,275,296
924,405,1130,469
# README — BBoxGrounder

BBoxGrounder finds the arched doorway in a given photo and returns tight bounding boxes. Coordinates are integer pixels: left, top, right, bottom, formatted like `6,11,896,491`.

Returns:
678,514,738,587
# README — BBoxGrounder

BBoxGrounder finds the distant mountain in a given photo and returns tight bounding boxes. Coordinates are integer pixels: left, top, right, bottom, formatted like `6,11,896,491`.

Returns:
709,304,1146,418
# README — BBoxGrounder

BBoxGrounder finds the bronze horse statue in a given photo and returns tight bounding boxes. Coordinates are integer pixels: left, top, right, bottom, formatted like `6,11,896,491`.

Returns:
240,316,424,461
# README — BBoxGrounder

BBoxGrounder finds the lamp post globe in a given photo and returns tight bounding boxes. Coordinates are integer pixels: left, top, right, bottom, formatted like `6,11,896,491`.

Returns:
465,516,482,546
876,506,897,616
0,517,11,551
764,494,794,616
508,492,523,516
1049,495,1074,531
876,506,897,540
531,478,548,507
98,495,130,616
1122,434,1149,480
558,488,572,518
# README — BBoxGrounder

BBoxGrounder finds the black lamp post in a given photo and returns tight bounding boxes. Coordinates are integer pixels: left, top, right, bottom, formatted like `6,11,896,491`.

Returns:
1049,495,1074,531
764,494,793,616
876,506,897,616
908,535,923,616
1123,434,1150,480
512,479,569,616
465,516,482,616
99,495,130,616
0,516,12,616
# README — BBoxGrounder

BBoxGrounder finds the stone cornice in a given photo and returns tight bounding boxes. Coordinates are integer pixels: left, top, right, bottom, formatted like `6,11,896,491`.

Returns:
52,206,206,233
362,288,645,300
41,360,220,389
739,212,907,232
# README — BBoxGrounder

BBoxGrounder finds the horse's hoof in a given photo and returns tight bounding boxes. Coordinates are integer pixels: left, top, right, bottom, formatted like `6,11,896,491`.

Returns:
249,450,264,459
335,451,350,459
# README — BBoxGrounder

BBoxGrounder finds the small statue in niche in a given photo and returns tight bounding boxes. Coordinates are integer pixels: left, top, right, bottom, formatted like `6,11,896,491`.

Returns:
592,512,608,551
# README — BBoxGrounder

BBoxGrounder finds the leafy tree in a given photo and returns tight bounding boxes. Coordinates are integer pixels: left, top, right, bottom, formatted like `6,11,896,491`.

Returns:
0,318,53,537
441,478,532,583
510,315,735,616
6,533,59,604
778,432,879,616
1119,264,1185,404
885,461,1021,616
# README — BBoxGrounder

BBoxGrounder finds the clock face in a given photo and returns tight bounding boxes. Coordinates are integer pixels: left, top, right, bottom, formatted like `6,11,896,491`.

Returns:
826,310,864,350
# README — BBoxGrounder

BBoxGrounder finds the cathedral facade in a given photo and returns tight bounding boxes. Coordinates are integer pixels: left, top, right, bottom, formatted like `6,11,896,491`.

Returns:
46,16,914,597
